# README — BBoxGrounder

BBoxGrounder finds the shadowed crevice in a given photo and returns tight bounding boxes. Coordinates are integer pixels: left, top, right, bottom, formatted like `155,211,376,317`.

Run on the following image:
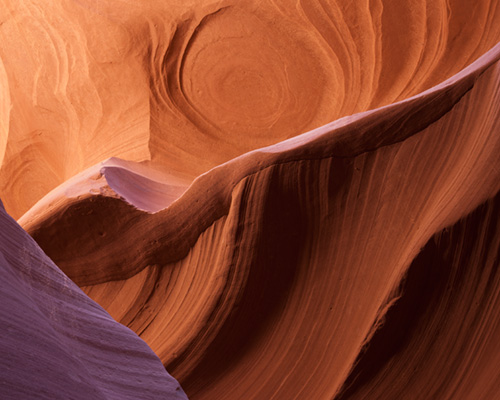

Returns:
336,191,500,399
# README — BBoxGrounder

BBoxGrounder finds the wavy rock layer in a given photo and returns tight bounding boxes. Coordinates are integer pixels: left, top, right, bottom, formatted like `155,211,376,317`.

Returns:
20,41,500,399
2,0,500,399
0,201,187,399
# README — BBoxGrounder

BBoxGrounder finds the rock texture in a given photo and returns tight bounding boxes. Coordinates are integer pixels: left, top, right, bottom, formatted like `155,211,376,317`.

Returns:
0,200,187,399
1,0,500,399
2,0,500,219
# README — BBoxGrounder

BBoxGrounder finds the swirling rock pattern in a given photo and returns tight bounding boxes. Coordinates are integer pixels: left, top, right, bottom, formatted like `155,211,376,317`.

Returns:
1,0,500,399
2,0,500,218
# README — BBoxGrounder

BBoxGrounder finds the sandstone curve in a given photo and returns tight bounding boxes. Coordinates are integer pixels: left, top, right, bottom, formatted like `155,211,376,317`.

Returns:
2,0,500,399
19,42,500,399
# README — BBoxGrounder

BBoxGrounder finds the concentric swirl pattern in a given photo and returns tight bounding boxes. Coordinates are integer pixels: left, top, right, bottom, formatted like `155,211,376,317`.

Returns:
179,6,330,140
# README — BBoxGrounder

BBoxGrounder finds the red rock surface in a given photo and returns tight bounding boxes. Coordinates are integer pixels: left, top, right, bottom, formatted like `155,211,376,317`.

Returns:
1,1,500,399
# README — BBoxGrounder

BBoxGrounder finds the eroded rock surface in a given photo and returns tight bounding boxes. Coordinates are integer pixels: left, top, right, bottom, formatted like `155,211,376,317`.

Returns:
0,201,187,399
1,1,500,399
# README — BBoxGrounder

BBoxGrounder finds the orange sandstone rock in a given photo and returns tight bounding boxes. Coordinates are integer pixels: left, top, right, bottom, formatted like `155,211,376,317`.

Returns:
1,1,500,399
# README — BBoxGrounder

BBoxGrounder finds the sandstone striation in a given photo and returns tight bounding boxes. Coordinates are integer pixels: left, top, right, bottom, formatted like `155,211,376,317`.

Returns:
1,0,500,399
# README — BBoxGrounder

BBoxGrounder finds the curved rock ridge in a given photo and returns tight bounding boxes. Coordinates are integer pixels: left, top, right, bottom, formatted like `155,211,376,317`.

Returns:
2,0,500,399
19,41,500,399
0,201,187,399
20,42,500,282
1,0,500,219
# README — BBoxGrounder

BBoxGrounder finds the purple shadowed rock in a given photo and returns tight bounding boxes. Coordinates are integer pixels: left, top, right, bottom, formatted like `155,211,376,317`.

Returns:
0,202,188,400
